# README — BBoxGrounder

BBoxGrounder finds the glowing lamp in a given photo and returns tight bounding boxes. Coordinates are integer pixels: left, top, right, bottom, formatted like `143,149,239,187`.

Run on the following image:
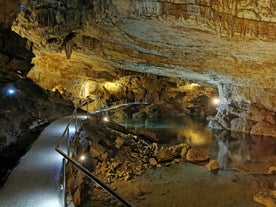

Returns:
8,88,16,95
2,85,17,97
79,155,86,162
102,116,109,122
191,83,200,87
212,97,220,105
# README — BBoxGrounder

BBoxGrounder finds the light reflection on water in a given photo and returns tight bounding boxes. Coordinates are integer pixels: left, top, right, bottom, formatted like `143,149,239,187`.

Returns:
113,116,276,173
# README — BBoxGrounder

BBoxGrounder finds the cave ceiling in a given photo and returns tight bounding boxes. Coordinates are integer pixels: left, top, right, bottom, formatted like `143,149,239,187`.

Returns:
0,0,275,108
0,0,275,136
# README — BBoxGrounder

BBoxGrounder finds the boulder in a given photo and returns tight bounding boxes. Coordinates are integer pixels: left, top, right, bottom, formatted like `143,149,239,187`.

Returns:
205,160,220,172
186,146,211,163
268,166,276,175
156,149,174,163
254,190,276,207
149,158,157,166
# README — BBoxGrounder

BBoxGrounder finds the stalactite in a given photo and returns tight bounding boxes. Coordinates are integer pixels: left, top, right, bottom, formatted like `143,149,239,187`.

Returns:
64,39,73,59
62,32,76,59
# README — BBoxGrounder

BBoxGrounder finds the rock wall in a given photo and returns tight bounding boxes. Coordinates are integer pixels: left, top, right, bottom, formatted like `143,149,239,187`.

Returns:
0,0,20,28
10,0,276,136
0,0,75,185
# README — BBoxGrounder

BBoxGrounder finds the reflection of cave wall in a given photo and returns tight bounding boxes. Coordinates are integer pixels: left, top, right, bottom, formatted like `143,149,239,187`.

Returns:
214,130,276,172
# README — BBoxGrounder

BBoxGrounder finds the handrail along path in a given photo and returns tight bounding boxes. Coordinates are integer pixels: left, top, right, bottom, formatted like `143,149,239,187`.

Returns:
55,99,148,207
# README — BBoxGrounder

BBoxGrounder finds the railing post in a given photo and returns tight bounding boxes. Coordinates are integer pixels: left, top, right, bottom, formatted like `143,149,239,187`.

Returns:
99,98,102,110
75,110,78,132
63,158,67,207
67,128,70,157
86,101,89,119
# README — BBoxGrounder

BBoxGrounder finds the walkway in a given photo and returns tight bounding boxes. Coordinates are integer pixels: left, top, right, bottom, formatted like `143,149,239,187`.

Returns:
0,115,85,207
91,100,148,114
0,100,147,207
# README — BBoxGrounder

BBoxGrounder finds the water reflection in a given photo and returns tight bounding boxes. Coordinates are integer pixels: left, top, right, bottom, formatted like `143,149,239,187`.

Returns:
113,116,276,173
114,116,214,145
213,130,276,173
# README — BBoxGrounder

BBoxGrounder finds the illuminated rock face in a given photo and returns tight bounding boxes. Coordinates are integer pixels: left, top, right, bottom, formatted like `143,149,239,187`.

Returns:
11,0,276,136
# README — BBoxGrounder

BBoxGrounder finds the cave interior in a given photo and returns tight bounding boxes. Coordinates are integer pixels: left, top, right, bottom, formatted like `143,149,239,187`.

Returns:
0,0,276,207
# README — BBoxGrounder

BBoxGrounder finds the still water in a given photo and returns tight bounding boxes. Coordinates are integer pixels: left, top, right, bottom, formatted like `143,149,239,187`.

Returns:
81,116,276,207
114,116,276,173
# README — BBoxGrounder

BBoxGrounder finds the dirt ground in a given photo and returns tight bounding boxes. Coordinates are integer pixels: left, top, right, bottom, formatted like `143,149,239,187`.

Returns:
80,163,276,207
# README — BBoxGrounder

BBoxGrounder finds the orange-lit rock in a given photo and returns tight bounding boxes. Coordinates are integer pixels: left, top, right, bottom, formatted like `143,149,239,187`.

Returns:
10,0,276,136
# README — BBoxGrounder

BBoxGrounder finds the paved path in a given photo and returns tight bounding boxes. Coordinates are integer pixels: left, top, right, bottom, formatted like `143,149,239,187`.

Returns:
0,101,146,207
0,115,85,207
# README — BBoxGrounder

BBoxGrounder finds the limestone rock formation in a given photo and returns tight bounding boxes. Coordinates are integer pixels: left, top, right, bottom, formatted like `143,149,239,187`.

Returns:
7,0,276,136
68,117,214,206
205,159,220,172
254,190,276,207
186,146,211,162
0,0,20,28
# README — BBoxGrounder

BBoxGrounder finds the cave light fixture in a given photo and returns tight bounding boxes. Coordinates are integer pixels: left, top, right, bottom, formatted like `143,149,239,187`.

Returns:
212,97,220,106
7,88,16,96
191,83,200,87
79,154,86,162
2,84,17,97
102,115,110,122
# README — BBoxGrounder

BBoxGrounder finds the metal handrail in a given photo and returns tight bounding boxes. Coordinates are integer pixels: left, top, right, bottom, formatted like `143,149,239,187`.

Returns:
55,98,149,207
90,99,149,114
55,148,134,207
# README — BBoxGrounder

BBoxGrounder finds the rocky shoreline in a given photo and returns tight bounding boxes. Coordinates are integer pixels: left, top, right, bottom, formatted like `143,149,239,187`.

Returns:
66,112,276,207
67,115,220,206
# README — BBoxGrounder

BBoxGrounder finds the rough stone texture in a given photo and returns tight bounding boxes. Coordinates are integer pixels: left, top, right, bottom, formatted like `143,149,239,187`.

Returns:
205,159,220,172
6,0,276,136
0,0,20,28
0,27,34,79
156,149,175,162
268,166,276,174
254,190,276,207
67,118,215,205
186,146,211,162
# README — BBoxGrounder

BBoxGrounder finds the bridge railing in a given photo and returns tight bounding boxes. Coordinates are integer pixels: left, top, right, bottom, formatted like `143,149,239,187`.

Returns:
55,97,149,207
55,102,137,207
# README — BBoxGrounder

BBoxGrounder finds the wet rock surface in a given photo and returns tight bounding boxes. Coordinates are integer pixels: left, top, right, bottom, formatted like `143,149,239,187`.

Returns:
67,117,215,206
66,115,276,207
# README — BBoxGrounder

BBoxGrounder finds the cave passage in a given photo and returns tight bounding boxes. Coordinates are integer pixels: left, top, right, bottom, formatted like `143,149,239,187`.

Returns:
0,116,84,207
